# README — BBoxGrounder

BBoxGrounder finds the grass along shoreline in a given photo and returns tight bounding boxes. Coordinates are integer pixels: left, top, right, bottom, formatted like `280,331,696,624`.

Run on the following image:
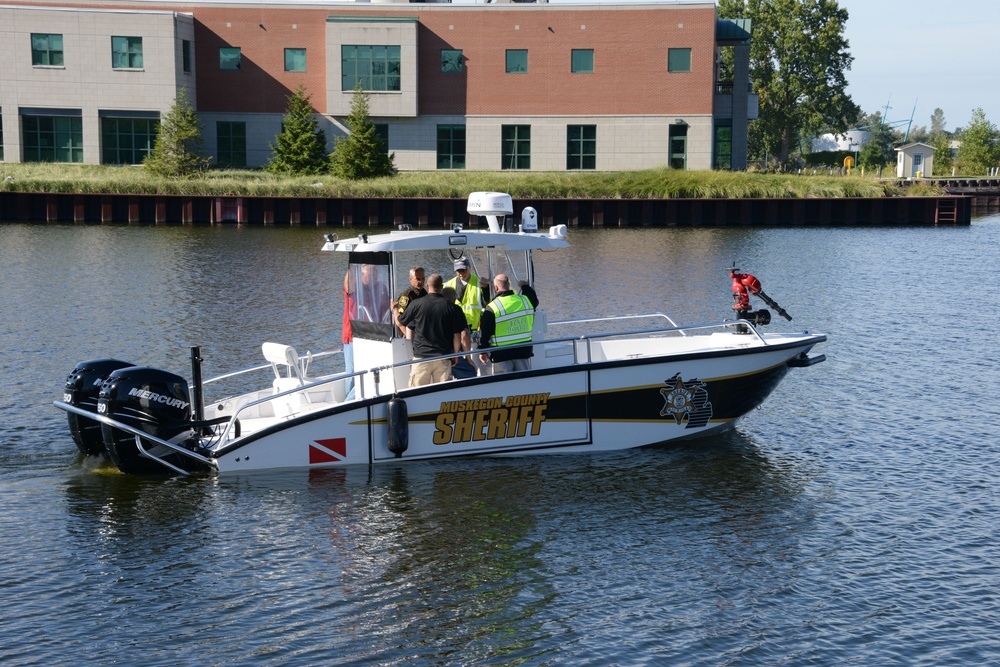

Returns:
0,163,944,199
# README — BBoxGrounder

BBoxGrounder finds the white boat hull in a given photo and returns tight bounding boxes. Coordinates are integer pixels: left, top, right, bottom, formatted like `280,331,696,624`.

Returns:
213,335,818,473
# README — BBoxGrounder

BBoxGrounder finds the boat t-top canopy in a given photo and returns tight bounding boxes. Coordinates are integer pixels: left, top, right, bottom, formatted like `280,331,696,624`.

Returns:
323,227,569,254
322,192,569,254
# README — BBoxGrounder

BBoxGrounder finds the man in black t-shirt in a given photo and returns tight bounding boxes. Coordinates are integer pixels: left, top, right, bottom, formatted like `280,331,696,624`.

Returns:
397,274,466,386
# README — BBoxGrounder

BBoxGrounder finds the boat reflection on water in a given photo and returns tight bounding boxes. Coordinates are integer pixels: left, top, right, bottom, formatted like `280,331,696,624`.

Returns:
213,436,812,661
55,424,816,663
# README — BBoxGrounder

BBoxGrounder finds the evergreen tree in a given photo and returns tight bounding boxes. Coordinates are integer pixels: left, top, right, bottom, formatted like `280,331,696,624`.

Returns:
144,89,210,178
718,0,859,168
956,108,1000,175
265,84,329,175
329,83,396,179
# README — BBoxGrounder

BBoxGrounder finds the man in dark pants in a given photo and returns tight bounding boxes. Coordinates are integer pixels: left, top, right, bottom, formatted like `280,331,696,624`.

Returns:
441,285,477,379
398,273,467,386
478,274,539,374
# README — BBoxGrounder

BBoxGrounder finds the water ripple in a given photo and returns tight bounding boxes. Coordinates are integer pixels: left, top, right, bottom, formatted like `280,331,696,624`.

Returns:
3,218,1000,665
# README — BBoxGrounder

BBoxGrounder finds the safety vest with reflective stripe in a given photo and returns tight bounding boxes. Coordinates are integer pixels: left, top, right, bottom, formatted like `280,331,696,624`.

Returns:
444,274,484,329
487,294,535,346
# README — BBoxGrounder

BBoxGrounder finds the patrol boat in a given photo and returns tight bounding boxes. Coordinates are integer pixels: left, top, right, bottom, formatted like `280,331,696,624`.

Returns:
55,193,826,476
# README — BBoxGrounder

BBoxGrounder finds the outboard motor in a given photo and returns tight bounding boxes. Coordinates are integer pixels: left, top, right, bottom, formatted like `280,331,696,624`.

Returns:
64,358,135,455
98,367,204,475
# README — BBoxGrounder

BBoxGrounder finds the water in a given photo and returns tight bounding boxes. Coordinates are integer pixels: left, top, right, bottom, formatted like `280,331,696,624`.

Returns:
2,215,1000,666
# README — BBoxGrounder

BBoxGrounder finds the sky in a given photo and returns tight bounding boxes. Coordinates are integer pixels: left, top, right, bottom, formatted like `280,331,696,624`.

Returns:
834,0,999,133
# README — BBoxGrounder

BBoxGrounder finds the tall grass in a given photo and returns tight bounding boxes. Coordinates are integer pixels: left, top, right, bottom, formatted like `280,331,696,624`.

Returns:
0,163,927,199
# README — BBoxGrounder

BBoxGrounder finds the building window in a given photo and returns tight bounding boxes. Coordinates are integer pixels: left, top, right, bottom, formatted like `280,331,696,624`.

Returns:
506,50,528,74
668,48,691,73
437,125,466,169
502,125,530,170
285,48,306,72
441,49,463,73
341,45,400,91
669,123,688,170
31,34,64,67
219,47,241,71
0,113,4,161
102,117,159,165
571,49,593,74
567,125,596,170
374,124,390,155
714,124,732,170
22,115,83,163
111,36,143,69
182,40,192,73
216,121,247,167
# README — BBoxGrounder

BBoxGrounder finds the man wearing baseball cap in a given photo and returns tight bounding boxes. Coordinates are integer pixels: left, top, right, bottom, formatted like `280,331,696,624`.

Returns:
444,256,490,332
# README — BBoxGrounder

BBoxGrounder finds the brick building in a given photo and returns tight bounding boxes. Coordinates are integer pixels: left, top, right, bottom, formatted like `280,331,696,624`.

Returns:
0,0,754,171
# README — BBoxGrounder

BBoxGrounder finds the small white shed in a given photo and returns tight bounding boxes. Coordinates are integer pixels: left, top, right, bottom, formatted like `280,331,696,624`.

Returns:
896,142,936,178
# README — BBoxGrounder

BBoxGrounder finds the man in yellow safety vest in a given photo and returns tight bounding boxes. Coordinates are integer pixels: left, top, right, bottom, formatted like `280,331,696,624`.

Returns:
478,274,539,374
444,256,489,332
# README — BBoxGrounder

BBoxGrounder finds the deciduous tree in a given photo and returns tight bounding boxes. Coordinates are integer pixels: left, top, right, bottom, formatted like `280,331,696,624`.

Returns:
718,0,859,168
329,83,395,180
956,108,999,175
930,108,946,137
266,84,329,176
928,108,953,175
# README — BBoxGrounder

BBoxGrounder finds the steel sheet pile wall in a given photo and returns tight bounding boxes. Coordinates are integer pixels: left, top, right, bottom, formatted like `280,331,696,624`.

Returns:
0,193,971,226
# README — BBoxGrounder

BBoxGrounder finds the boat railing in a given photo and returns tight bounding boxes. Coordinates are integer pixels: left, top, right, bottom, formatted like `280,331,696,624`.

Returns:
215,366,369,443
203,348,343,387
215,318,767,445
546,314,768,347
548,312,686,335
53,400,213,476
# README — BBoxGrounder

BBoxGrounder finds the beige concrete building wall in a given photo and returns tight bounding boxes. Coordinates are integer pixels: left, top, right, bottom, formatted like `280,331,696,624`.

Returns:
0,5,192,163
199,111,712,171
325,17,418,118
199,111,283,168
352,114,714,172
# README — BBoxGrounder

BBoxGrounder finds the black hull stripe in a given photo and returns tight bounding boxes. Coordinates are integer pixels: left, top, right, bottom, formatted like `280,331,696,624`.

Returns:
215,337,818,457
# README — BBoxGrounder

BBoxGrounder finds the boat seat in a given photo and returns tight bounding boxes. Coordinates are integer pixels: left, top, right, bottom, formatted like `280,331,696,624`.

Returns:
262,342,307,384
262,342,313,417
261,343,344,417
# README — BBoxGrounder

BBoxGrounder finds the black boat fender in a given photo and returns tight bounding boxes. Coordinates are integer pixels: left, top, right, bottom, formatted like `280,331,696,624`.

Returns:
387,397,408,457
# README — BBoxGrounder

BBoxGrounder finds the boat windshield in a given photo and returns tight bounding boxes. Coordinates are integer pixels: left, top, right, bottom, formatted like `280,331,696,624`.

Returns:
347,254,393,341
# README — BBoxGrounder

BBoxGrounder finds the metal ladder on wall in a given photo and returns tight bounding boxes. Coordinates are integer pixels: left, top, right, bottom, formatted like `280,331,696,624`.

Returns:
935,198,959,225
